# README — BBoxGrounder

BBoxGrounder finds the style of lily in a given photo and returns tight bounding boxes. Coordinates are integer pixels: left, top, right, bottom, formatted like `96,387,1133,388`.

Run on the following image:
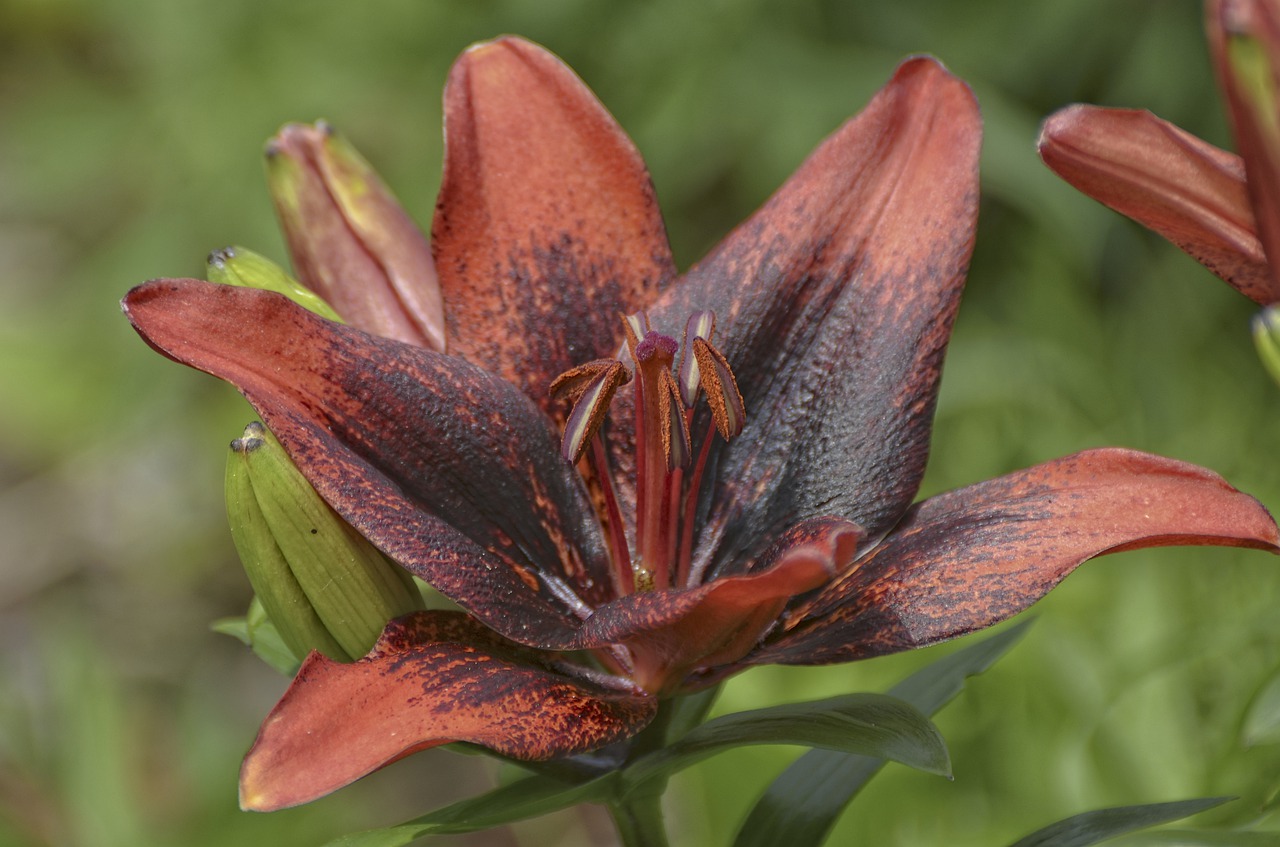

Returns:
1038,0,1280,307
123,37,1280,815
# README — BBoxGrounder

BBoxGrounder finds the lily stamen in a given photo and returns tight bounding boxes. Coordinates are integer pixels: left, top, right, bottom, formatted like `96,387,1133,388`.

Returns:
552,310,746,597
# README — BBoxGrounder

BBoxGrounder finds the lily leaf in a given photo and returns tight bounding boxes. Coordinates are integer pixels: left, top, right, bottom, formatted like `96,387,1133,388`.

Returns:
1243,668,1280,746
733,619,1032,847
1005,797,1234,847
210,598,300,675
324,773,618,847
1119,831,1280,845
621,691,948,793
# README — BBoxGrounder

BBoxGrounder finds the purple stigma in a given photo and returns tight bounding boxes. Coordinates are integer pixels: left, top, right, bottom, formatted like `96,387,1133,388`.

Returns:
635,330,678,362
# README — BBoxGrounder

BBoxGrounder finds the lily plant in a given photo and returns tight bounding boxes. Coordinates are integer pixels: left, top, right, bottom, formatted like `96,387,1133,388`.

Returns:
124,36,1280,845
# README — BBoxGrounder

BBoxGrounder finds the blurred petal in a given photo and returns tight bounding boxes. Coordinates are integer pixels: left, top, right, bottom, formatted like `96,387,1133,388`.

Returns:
1038,105,1273,304
573,518,863,693
240,611,655,811
651,57,980,575
266,123,446,348
434,36,675,413
752,449,1280,665
1210,0,1280,301
123,280,612,646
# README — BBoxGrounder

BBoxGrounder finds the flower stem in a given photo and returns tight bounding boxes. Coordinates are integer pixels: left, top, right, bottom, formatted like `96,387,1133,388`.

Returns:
608,788,669,847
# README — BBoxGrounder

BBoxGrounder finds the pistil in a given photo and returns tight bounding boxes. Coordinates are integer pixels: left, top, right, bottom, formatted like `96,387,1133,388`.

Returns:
631,328,687,590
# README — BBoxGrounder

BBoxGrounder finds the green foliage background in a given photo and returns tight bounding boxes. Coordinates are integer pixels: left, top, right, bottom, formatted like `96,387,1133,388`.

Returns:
3,0,1280,844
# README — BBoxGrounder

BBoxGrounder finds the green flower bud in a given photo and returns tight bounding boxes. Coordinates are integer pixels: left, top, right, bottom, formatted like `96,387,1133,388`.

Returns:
264,121,445,350
207,245,343,322
1254,304,1280,388
225,421,424,663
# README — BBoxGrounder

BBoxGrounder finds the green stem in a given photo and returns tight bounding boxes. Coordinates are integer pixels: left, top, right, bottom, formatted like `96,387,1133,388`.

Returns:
608,787,670,847
604,689,718,845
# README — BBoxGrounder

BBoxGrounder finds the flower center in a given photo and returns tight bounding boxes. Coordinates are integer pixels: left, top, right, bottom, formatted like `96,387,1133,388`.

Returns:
550,311,745,597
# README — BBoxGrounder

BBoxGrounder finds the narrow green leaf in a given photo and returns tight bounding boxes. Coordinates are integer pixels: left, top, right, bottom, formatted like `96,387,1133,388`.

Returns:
622,692,948,793
664,685,722,742
1006,797,1234,847
1119,830,1280,845
322,773,617,847
211,599,301,675
733,620,1032,847
210,616,250,645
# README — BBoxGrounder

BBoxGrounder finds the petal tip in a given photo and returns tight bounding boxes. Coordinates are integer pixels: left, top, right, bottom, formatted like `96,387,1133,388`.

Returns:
884,53,980,129
458,34,544,69
238,751,281,812
892,54,972,96
1036,104,1086,149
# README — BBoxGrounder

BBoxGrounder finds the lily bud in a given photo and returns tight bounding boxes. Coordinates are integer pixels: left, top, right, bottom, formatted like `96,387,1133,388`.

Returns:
207,246,343,322
225,422,424,663
1254,303,1280,386
1212,0,1280,289
264,122,446,351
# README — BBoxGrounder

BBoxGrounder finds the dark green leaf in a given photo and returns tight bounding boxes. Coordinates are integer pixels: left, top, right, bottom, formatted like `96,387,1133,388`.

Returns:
622,692,948,793
664,684,722,742
1006,798,1234,847
733,620,1032,847
1119,830,1280,845
322,773,617,847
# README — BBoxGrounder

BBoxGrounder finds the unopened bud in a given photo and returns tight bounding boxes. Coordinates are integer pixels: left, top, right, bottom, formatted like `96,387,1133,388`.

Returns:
225,422,424,663
264,122,445,350
1225,19,1280,145
207,246,343,322
1254,303,1280,387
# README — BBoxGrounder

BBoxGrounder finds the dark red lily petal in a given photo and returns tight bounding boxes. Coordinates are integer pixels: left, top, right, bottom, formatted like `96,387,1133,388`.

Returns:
1038,105,1273,305
646,57,980,580
571,518,863,694
434,36,675,415
748,449,1280,665
240,611,655,812
123,280,613,645
1210,0,1280,302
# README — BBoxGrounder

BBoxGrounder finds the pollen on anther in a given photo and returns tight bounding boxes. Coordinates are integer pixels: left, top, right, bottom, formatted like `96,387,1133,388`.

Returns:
693,338,746,439
660,369,691,470
550,358,630,402
557,361,629,463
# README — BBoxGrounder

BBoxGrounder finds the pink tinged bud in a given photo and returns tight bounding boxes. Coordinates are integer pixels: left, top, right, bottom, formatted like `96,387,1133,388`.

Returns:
264,122,446,350
1212,0,1280,298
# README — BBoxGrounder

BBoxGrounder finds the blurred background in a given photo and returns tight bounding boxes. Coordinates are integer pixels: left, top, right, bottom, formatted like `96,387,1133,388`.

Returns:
4,0,1280,844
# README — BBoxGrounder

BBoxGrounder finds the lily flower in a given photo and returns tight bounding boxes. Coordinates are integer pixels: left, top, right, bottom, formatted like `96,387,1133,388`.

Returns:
1038,0,1280,306
122,37,1280,812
